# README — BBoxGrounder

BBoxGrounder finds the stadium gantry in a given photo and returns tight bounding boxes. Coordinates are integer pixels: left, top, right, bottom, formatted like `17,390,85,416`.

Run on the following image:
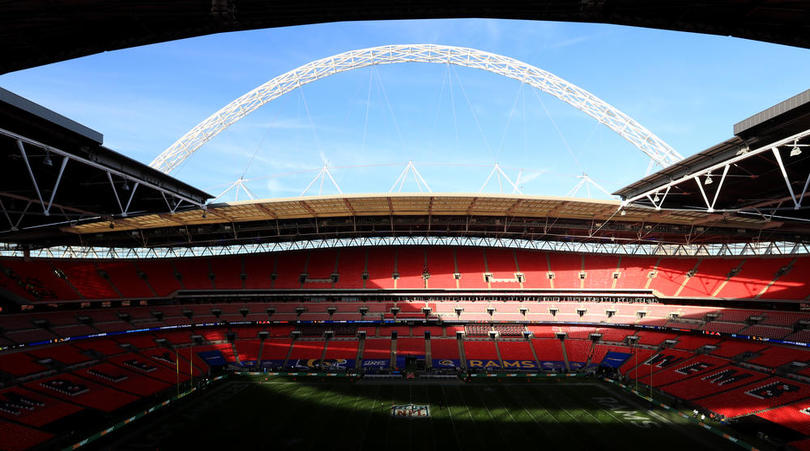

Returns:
3,8,810,451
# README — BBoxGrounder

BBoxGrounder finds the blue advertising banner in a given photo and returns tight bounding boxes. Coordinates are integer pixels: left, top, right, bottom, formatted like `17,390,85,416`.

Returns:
198,350,227,367
285,359,354,370
467,359,540,369
539,361,566,371
362,359,390,369
260,360,286,369
432,359,461,368
600,351,632,368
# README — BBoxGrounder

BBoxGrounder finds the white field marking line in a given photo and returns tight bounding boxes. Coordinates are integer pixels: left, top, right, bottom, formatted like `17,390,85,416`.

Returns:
454,385,488,445
471,386,499,424
499,387,564,444
487,387,520,424
407,385,413,448
471,387,515,444
512,384,561,426
455,385,477,423
519,385,607,450
529,385,583,425
440,385,463,448
598,384,673,425
420,384,440,450
354,385,380,449
384,385,402,450
258,383,315,438
503,387,546,425
305,386,345,445
646,409,673,425
553,386,623,426
340,385,365,444
382,387,393,449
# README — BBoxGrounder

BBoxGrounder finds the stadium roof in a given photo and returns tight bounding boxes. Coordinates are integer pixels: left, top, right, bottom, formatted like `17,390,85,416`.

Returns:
0,88,212,243
615,90,810,224
2,1,810,75
0,192,794,249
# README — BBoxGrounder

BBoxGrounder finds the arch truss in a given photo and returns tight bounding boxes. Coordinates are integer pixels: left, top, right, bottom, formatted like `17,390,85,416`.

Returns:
150,44,683,174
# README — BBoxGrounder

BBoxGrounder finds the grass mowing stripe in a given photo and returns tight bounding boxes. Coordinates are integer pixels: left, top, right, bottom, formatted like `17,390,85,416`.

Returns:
333,384,364,445
449,385,486,450
407,385,414,449
420,384,446,451
466,386,509,444
474,386,523,443
510,384,594,451
523,385,618,450
409,384,436,451
285,383,340,449
496,384,555,443
352,384,381,450
306,384,348,451
438,385,464,451
485,385,547,441
250,382,316,440
555,385,647,449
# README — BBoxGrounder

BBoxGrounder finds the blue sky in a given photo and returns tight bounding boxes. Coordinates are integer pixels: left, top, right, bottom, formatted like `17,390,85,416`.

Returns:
1,19,809,200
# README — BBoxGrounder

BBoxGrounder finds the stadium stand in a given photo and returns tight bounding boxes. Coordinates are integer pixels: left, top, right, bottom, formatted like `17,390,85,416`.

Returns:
756,401,810,436
497,340,536,361
0,421,54,451
430,338,460,359
324,340,358,359
455,248,489,289
648,258,695,296
27,373,139,412
365,248,396,289
563,339,592,364
396,338,426,356
661,365,770,400
362,339,392,360
463,339,499,360
4,250,810,302
696,376,810,418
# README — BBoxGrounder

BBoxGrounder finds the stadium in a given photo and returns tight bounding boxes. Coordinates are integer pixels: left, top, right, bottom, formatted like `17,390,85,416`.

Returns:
2,2,810,450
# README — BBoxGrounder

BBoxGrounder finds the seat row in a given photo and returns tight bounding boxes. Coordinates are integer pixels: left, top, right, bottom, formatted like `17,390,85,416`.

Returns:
3,248,809,301
2,301,808,348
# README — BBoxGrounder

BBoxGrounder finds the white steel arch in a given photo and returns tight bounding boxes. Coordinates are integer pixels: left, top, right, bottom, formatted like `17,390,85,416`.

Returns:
150,44,684,173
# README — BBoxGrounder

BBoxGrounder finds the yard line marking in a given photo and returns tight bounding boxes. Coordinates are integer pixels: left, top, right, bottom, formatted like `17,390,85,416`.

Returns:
470,386,513,444
440,385,463,449
354,384,381,449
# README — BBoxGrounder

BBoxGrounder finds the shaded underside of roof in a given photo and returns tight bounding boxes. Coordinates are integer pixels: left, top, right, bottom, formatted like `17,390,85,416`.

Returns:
0,88,212,240
1,193,795,248
615,90,810,222
3,0,810,74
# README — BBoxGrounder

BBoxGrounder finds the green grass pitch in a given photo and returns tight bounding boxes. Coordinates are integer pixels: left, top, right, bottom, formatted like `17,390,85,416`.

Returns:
102,379,744,451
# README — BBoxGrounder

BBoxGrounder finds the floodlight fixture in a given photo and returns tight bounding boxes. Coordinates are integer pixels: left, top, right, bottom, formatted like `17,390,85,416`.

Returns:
790,140,802,157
